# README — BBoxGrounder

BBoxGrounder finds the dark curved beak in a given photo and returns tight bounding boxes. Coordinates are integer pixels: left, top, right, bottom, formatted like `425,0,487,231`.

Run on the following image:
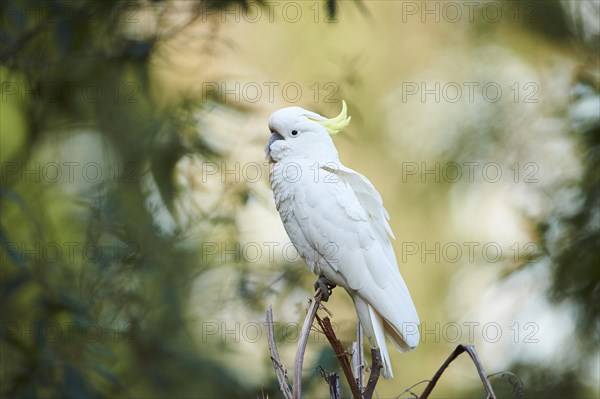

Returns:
266,132,284,162
268,131,284,147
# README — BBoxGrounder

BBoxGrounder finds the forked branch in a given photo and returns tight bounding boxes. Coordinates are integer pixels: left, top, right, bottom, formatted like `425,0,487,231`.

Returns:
363,348,383,399
419,344,496,399
265,290,386,399
267,301,498,399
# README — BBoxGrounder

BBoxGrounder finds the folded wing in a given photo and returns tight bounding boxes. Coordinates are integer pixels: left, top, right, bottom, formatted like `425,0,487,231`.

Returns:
291,162,420,355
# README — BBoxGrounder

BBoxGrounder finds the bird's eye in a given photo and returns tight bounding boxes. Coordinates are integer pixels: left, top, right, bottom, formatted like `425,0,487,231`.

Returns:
291,130,298,136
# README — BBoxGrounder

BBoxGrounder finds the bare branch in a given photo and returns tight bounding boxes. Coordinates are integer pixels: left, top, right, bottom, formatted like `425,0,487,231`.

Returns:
419,344,497,399
315,314,362,399
324,371,342,399
265,306,293,399
292,289,323,399
352,321,365,392
464,345,496,397
363,348,383,399
268,290,385,399
318,366,342,399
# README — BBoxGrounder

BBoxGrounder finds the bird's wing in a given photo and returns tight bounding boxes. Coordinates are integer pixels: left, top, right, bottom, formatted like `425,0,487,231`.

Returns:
293,162,420,348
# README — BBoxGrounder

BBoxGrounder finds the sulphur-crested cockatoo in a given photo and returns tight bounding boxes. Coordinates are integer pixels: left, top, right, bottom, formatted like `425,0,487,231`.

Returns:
266,101,420,378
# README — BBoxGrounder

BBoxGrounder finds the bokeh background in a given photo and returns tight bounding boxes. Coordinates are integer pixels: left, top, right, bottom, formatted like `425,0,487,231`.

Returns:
1,1,598,398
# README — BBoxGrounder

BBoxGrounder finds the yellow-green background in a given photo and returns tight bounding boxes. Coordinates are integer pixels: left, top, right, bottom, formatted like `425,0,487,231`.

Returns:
1,1,598,398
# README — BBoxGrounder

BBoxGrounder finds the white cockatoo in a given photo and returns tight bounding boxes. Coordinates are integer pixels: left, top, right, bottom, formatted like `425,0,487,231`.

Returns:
266,101,420,378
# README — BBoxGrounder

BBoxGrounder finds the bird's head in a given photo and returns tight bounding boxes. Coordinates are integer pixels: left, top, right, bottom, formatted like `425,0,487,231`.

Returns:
266,101,351,163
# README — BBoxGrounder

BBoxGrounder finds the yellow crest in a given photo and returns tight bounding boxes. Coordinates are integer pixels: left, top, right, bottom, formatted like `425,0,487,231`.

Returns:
309,100,351,135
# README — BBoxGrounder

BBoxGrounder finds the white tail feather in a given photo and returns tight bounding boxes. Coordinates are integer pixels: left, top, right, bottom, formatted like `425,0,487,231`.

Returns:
353,295,394,378
367,305,394,378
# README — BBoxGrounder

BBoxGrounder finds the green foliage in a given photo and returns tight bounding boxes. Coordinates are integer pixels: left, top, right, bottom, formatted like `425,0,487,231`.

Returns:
1,0,321,397
545,95,600,347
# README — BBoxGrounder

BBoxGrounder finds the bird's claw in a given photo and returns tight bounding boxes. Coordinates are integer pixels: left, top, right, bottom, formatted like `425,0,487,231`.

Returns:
314,276,336,302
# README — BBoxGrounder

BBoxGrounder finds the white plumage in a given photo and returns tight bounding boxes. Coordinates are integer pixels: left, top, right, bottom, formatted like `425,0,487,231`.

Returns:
267,103,420,378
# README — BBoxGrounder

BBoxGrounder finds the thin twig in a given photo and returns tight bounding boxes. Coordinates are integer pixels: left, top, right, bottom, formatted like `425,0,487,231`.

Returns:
419,344,496,399
318,366,342,399
352,321,365,391
292,289,323,399
265,306,293,399
487,371,523,399
363,348,383,399
394,380,428,398
327,372,342,399
464,345,496,397
315,314,362,399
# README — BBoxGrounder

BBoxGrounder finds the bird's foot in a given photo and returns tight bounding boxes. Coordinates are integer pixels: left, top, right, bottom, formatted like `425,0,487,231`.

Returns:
314,276,336,302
